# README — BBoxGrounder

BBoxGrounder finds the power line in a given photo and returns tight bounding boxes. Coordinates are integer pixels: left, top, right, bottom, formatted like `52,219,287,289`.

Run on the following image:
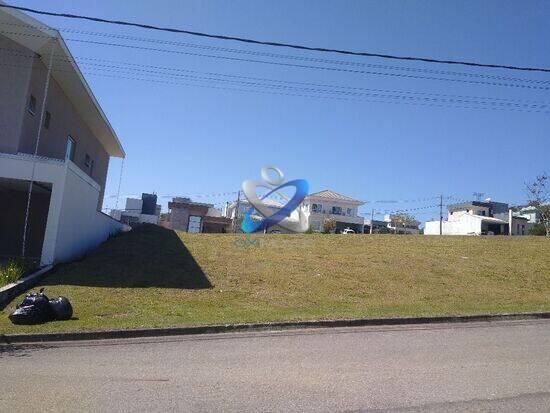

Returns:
3,28,550,92
3,20,550,87
1,3,549,73
1,45,543,107
2,59,548,115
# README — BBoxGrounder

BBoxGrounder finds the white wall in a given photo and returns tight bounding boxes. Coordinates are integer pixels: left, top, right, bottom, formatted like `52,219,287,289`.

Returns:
425,214,482,235
51,161,123,263
1,154,123,265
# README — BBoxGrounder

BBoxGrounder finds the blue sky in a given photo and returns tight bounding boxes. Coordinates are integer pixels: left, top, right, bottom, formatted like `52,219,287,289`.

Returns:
8,0,550,221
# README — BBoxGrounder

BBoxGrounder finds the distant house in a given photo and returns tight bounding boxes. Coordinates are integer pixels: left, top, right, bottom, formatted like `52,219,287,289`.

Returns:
110,193,161,226
301,190,365,233
223,198,288,233
424,201,528,236
0,6,124,265
162,197,231,233
516,204,547,225
224,190,365,233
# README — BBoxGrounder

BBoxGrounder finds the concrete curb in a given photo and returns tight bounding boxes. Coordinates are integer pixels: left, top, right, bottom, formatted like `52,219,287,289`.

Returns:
2,312,549,344
0,265,53,311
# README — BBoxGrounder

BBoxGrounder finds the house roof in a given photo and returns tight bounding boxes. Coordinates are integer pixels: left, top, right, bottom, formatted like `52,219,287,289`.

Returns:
471,215,508,224
307,190,364,205
0,3,125,158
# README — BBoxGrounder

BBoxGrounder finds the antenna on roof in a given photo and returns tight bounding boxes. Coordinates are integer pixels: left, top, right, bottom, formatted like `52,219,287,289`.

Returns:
473,192,485,201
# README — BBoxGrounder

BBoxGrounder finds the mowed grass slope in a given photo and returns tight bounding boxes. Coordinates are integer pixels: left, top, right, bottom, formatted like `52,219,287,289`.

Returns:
1,224,549,334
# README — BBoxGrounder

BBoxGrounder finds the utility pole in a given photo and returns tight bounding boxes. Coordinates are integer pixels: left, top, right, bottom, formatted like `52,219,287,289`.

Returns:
439,194,443,235
369,208,374,235
233,190,241,233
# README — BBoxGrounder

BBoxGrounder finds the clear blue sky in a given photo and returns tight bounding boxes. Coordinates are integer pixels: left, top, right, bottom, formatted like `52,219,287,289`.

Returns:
9,0,550,221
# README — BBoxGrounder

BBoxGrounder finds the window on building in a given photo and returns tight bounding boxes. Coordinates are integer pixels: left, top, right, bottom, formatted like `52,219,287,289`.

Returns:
480,210,486,216
28,95,37,115
332,206,342,215
312,203,322,213
85,154,91,167
90,160,95,177
188,216,202,233
516,224,520,234
347,208,352,216
44,111,51,129
65,136,76,161
521,225,525,235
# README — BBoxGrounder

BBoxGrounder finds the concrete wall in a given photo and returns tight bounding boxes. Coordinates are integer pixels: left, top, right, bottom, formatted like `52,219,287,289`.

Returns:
51,161,122,263
0,34,33,154
425,215,482,235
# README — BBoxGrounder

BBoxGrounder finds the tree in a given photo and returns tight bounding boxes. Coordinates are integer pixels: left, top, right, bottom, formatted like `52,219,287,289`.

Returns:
322,218,336,234
528,223,547,236
526,173,550,236
391,213,417,234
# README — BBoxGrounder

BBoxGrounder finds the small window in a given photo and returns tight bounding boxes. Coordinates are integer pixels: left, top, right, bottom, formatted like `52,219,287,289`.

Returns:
332,206,342,215
480,210,486,216
312,203,322,213
89,160,95,177
85,154,91,167
28,95,37,115
44,111,51,129
65,136,76,161
347,208,352,216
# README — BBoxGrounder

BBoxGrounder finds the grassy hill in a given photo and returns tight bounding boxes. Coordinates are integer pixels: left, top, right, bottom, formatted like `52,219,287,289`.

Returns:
1,224,549,334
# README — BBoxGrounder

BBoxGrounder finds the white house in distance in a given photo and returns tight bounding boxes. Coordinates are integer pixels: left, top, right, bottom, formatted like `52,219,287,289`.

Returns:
224,189,365,233
110,193,161,225
301,190,365,233
0,5,124,266
424,201,528,236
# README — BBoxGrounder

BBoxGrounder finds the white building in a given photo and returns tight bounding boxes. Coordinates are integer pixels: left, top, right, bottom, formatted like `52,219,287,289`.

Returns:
301,190,365,233
425,201,528,236
224,189,365,233
110,193,161,225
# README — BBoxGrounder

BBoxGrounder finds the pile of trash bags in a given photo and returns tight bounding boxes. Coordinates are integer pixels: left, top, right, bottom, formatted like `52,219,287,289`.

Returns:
9,288,73,325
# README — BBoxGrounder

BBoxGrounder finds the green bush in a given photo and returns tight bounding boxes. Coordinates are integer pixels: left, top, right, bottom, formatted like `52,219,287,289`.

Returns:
529,223,547,236
0,260,27,287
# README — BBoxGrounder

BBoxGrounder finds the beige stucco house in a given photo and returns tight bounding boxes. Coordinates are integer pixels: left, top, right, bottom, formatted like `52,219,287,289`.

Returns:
0,4,125,265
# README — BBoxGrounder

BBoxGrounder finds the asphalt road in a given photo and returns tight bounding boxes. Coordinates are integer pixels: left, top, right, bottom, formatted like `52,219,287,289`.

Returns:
1,320,549,412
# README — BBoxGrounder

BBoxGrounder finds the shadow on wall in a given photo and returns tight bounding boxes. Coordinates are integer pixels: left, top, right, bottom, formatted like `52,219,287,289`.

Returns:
41,224,212,289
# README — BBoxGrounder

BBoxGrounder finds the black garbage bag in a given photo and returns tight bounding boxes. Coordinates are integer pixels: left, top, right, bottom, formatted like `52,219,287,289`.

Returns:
49,296,73,320
9,288,54,325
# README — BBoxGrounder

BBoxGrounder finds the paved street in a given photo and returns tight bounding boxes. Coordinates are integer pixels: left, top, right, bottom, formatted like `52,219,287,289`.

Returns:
1,320,549,412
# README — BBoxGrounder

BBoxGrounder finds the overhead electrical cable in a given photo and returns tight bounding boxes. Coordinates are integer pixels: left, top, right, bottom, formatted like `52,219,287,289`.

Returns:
1,3,549,73
1,46,547,108
2,28,549,92
2,20,550,86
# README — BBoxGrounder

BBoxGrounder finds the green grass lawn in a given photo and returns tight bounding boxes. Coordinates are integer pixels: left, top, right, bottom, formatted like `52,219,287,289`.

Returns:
1,224,549,334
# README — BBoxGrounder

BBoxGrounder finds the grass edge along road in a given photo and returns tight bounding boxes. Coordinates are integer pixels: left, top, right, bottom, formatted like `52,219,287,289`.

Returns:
1,225,549,334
